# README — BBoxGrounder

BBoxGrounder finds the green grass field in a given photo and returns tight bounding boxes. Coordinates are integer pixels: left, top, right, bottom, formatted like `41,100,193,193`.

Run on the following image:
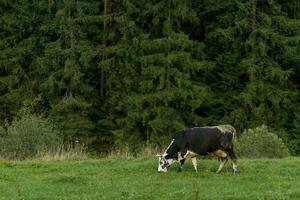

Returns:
0,157,299,200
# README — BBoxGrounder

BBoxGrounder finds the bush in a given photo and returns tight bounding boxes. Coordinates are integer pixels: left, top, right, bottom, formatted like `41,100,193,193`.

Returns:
0,113,62,160
236,125,290,158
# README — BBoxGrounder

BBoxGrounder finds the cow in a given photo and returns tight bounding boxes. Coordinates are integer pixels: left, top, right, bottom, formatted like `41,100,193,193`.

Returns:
156,125,238,174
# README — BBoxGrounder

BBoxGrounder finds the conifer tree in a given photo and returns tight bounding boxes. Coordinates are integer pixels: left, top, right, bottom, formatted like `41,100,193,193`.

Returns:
111,0,210,145
79,0,142,150
0,0,299,153
0,0,41,124
31,0,97,142
197,0,299,130
234,0,298,129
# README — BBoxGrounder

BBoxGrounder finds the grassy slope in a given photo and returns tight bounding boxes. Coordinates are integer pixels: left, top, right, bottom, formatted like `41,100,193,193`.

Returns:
0,158,299,200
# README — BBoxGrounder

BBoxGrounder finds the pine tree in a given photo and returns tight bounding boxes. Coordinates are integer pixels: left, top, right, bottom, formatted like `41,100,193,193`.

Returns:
235,0,298,129
65,0,143,150
0,0,299,153
31,0,97,142
196,0,298,130
110,0,210,146
0,0,42,124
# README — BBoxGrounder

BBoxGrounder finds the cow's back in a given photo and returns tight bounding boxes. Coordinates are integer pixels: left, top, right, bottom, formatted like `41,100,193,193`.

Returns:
173,127,224,155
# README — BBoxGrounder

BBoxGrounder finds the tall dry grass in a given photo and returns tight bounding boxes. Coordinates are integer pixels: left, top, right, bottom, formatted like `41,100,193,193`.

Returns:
39,143,87,161
106,145,163,159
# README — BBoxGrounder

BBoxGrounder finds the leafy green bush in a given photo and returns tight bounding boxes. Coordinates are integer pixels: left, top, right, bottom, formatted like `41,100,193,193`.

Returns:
236,125,289,158
0,113,62,160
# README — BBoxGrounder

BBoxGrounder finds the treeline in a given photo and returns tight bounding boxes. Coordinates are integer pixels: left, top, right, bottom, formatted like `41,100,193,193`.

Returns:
0,0,299,154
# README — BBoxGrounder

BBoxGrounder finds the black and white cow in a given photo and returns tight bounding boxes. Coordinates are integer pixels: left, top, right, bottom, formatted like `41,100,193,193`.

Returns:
156,125,238,174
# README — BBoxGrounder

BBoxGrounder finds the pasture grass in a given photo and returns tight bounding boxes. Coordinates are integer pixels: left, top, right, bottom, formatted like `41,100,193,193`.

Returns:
0,157,299,199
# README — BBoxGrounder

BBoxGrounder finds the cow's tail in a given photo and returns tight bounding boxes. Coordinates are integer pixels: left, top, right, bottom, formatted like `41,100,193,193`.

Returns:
232,126,236,143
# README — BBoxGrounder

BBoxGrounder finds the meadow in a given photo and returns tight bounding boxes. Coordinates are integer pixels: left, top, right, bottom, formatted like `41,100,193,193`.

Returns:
0,157,299,200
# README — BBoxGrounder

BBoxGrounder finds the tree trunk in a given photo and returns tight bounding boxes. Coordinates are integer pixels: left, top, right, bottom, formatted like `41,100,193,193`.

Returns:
68,4,75,49
166,0,171,89
48,0,52,14
100,0,108,96
252,0,256,49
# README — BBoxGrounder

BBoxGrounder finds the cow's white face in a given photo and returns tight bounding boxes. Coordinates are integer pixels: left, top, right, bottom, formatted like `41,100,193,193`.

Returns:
157,155,175,172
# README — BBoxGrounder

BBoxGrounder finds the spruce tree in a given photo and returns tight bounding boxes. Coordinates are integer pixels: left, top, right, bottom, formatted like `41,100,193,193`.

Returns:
31,0,97,142
196,0,298,130
0,0,41,124
235,0,298,129
110,0,210,146
70,0,143,150
0,0,299,153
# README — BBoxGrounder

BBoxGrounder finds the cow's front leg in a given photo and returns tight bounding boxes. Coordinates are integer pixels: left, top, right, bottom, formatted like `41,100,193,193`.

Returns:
177,151,188,172
178,158,185,172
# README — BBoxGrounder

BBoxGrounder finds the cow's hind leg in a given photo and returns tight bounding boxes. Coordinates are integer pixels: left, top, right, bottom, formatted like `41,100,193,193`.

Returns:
216,157,228,174
228,149,238,175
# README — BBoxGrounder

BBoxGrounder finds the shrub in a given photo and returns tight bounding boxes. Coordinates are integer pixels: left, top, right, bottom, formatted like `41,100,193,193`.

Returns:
236,125,290,158
0,113,62,160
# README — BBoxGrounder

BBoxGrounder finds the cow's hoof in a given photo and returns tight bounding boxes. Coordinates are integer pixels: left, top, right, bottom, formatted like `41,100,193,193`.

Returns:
233,170,238,175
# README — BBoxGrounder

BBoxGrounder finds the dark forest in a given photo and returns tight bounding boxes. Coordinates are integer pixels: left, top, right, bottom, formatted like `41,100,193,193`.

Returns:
0,0,299,154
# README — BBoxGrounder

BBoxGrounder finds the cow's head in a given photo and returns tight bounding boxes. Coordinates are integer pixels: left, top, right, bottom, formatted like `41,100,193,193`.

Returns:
156,154,175,172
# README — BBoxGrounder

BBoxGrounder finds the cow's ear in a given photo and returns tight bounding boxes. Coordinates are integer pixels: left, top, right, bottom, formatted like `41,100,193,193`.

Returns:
156,154,162,157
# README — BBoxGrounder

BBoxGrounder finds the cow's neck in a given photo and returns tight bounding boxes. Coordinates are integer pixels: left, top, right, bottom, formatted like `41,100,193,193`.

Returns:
163,139,178,159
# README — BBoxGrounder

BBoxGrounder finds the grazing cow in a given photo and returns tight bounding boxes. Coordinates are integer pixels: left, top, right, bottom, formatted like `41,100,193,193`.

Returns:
156,125,237,174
